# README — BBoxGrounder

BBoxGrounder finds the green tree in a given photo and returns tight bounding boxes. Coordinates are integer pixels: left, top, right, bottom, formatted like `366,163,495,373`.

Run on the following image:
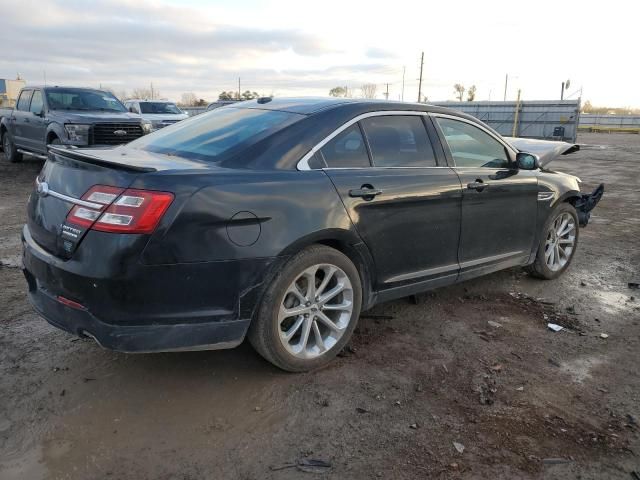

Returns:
329,86,349,97
218,91,236,100
241,91,260,100
467,85,477,102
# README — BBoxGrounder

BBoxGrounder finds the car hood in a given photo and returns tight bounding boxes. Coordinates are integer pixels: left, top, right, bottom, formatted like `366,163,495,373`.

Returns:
49,111,143,123
504,137,580,167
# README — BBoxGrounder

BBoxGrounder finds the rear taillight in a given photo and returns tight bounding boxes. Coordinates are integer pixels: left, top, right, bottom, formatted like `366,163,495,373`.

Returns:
66,185,174,234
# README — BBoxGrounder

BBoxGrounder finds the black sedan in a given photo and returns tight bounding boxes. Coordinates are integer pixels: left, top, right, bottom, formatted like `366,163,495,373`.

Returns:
22,98,602,371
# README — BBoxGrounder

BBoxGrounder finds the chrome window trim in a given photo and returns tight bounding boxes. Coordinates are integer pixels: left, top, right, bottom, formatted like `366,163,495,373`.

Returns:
297,110,431,171
296,110,517,171
429,112,518,157
35,177,103,209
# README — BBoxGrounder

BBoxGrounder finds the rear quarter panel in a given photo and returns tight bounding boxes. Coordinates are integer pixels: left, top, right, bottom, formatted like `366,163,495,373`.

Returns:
137,169,360,264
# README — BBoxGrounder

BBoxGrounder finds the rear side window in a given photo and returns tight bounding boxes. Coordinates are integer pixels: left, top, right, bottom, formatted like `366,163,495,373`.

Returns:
29,91,44,114
129,107,302,163
16,91,32,111
361,116,436,167
320,124,370,168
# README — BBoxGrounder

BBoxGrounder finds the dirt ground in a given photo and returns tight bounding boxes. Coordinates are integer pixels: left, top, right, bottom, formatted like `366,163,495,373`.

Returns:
0,132,638,480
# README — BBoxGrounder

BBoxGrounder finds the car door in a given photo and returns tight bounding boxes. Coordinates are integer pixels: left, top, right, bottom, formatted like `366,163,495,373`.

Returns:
320,113,462,297
12,89,33,148
24,90,47,153
433,115,538,280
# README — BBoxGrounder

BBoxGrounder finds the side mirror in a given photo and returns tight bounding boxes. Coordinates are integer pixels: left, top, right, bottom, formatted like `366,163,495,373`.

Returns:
128,107,136,113
33,109,44,117
516,152,540,170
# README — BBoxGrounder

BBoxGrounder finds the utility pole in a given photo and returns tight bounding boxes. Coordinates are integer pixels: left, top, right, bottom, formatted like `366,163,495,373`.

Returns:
560,81,565,100
150,82,154,100
384,83,389,100
503,73,508,101
238,77,241,100
417,52,424,103
512,89,522,137
401,66,405,101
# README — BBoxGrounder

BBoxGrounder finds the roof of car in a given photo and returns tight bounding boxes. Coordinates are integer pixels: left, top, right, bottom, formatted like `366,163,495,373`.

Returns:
233,96,463,117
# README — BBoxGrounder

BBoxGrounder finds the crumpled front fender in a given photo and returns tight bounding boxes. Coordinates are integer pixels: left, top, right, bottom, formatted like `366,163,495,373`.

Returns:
574,183,604,226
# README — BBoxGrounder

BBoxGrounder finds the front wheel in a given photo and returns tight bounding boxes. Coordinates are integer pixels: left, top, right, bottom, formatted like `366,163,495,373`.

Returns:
2,133,23,163
526,202,579,280
248,245,362,372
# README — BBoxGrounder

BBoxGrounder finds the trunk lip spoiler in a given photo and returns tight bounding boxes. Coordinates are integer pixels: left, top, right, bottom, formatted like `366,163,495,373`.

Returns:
48,146,157,173
35,177,103,209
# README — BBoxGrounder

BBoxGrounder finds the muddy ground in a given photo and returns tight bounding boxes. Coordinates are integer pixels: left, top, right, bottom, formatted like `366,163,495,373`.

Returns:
0,132,639,479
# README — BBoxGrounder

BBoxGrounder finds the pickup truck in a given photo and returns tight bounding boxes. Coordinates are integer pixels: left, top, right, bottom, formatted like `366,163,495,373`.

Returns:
0,86,152,163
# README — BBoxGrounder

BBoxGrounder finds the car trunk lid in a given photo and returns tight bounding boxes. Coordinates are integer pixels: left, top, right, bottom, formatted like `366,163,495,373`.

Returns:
27,149,143,258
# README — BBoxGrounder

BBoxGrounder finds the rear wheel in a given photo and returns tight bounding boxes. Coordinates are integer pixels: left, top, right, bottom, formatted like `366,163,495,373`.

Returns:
2,132,22,163
526,202,579,279
248,245,362,372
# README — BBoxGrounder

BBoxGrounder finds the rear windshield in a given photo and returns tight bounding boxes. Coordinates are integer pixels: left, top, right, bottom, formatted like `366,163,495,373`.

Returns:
46,89,126,112
139,102,182,114
128,107,303,163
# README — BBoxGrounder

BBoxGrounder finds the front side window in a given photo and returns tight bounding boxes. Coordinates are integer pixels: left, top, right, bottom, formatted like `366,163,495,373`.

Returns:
16,91,32,111
361,116,436,167
29,91,44,114
129,107,302,164
436,117,510,168
320,124,370,168
45,89,126,112
139,102,182,114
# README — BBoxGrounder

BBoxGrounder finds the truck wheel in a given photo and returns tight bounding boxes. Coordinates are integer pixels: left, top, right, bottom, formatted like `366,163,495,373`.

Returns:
2,133,23,163
248,245,362,372
526,203,579,280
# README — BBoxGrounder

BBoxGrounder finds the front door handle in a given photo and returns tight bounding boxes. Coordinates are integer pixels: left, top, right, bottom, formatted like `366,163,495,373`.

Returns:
349,186,382,200
467,179,487,191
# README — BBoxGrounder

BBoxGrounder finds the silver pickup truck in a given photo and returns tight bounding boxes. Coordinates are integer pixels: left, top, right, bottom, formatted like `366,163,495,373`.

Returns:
0,86,152,162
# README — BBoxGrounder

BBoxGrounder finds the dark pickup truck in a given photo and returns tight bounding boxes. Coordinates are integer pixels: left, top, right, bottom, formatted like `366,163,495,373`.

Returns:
0,86,152,162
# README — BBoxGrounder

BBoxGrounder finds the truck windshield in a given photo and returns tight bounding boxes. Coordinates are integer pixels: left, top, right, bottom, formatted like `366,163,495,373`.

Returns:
45,89,126,112
128,107,303,163
139,102,182,114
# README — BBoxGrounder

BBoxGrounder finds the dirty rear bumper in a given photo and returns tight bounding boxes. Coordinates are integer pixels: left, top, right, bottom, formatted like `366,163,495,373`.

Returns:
575,183,604,226
22,225,276,353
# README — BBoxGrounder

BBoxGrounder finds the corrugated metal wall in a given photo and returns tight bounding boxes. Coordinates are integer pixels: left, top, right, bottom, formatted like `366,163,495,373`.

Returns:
579,114,640,130
432,100,581,142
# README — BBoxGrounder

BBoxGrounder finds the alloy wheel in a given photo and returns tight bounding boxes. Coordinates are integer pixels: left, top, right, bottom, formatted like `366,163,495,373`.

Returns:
277,263,354,359
544,212,576,271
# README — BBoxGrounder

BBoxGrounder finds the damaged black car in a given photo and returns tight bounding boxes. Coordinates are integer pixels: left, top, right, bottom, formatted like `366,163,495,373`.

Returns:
22,97,603,371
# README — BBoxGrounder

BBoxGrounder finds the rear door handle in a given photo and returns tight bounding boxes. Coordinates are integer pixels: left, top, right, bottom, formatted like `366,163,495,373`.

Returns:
349,186,382,199
467,180,487,191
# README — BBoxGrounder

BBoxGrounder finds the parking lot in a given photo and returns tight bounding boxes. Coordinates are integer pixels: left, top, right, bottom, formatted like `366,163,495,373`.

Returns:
0,132,638,479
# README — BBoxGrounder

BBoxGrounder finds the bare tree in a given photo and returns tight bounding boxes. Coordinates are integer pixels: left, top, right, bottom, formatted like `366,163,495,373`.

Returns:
360,83,377,99
131,88,157,100
467,85,477,102
453,83,465,102
180,92,198,106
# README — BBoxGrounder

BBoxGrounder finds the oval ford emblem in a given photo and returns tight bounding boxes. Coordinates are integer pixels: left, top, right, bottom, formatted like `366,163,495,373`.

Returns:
113,130,127,136
37,181,49,197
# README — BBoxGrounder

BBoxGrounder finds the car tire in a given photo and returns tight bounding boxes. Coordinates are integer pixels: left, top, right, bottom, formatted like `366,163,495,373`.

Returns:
248,245,362,372
526,202,579,280
49,137,61,146
2,132,23,163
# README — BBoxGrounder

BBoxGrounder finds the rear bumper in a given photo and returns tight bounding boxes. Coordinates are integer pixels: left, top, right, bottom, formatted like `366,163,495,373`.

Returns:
24,276,249,352
22,225,277,353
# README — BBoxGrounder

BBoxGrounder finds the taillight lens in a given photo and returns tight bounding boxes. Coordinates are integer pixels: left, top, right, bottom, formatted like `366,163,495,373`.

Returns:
66,185,174,234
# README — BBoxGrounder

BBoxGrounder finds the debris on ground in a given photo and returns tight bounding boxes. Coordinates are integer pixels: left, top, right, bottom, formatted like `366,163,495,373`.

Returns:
356,407,368,414
487,320,502,328
548,323,564,332
409,423,418,429
600,333,609,339
453,442,465,454
628,282,639,290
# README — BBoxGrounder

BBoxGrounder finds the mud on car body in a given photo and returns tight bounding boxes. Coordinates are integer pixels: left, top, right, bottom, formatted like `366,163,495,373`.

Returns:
22,97,603,371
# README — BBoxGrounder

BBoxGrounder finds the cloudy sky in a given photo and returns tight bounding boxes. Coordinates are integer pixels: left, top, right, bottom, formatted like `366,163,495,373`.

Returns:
1,0,637,106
